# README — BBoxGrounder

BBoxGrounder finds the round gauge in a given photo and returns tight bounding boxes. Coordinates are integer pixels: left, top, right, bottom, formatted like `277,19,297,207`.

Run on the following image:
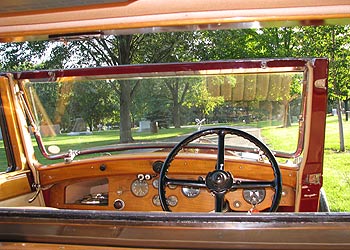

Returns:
152,178,159,189
152,195,161,206
181,186,200,198
152,160,164,173
166,195,178,207
130,179,149,197
168,184,177,190
243,189,266,205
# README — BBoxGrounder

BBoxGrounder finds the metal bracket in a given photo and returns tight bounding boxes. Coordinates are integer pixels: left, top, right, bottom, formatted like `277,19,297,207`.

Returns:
28,183,41,203
314,78,327,89
64,149,80,163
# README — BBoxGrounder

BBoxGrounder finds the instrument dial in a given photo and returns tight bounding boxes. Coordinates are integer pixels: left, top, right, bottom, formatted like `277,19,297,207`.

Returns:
131,179,149,197
152,195,161,206
181,186,200,198
166,195,178,207
243,189,266,205
152,160,164,173
152,178,159,189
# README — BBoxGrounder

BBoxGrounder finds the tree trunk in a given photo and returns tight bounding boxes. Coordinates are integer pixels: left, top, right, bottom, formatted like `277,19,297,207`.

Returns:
244,102,250,124
282,101,291,127
337,99,345,152
118,35,134,143
173,103,181,128
172,80,181,128
268,102,273,125
345,99,349,121
119,80,134,143
173,96,181,128
88,121,93,132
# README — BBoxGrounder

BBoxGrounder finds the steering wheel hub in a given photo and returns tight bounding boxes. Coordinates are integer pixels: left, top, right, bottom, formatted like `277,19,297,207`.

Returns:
206,170,233,193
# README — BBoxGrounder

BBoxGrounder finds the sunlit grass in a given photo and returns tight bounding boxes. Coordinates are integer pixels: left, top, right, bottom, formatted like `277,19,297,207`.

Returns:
324,116,350,151
260,123,299,153
322,116,350,211
132,127,196,141
260,115,350,211
35,127,196,149
32,126,197,165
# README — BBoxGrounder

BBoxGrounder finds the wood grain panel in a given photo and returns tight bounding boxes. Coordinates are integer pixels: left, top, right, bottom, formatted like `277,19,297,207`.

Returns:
39,153,297,187
45,153,297,212
0,171,32,201
49,173,295,212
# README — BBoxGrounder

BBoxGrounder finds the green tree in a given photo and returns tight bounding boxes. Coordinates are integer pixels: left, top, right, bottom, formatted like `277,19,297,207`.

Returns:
328,27,350,152
1,33,201,142
184,76,230,122
69,81,117,132
65,33,200,142
295,25,350,151
198,29,259,60
0,41,49,71
132,79,172,128
253,27,297,57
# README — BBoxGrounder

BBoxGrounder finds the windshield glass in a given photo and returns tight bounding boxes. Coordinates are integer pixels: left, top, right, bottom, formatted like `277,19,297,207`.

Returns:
21,62,305,164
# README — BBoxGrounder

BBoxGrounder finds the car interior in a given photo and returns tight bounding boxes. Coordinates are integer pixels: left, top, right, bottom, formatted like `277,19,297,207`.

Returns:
0,0,349,249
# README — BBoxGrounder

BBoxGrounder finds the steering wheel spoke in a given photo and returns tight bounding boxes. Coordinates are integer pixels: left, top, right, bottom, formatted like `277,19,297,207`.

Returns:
214,192,226,212
165,177,206,188
232,180,276,189
216,131,226,171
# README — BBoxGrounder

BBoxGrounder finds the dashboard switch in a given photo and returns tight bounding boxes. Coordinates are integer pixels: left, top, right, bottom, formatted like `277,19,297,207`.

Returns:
113,199,125,210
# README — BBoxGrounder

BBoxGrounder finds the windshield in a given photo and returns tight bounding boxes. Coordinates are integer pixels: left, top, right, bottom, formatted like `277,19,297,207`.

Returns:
20,60,306,164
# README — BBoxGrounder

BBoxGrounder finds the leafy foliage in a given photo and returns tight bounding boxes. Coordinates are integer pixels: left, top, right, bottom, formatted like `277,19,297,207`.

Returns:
1,26,350,147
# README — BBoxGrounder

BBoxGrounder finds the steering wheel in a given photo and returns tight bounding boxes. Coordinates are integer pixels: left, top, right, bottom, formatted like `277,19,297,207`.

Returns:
158,127,282,212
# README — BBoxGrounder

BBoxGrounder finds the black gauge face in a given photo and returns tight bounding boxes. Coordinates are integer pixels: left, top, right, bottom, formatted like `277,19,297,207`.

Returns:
152,160,164,173
130,179,149,197
181,186,200,198
243,189,266,205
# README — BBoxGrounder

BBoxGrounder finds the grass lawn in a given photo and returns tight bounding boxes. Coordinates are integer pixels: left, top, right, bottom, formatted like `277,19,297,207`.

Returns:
261,115,350,211
32,126,197,165
323,116,350,211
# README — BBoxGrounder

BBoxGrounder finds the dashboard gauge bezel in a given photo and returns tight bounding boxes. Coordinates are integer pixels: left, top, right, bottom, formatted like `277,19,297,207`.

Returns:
130,179,149,197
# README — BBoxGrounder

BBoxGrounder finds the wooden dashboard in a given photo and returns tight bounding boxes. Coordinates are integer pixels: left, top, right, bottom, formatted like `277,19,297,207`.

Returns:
38,152,297,212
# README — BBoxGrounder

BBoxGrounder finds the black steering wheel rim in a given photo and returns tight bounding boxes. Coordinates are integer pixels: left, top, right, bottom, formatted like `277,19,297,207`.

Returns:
158,127,282,212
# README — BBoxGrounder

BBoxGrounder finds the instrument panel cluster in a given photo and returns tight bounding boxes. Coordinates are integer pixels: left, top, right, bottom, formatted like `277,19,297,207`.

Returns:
126,171,274,211
62,160,294,212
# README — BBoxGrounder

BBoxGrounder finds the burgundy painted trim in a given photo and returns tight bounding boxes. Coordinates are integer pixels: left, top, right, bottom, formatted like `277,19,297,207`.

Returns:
11,59,308,80
299,58,328,212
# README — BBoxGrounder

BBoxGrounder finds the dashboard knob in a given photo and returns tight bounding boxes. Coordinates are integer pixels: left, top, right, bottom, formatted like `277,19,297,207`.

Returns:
113,199,125,210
